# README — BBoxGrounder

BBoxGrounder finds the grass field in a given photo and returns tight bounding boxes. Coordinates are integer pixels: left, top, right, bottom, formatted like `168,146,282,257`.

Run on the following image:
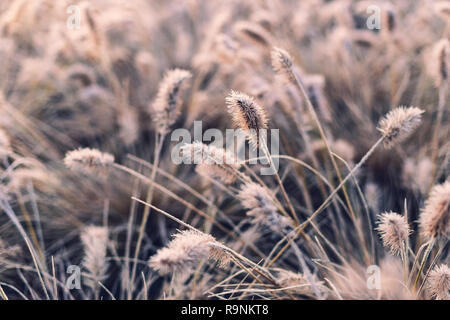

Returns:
0,0,448,300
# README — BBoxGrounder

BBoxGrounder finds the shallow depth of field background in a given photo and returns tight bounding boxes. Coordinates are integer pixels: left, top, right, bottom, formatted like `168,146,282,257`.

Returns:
0,0,448,300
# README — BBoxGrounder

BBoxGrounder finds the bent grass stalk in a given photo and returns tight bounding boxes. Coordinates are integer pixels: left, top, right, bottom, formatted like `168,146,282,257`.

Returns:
280,49,357,222
267,136,385,267
0,199,50,300
132,197,291,297
333,152,374,264
129,132,166,296
259,135,300,225
242,154,351,227
113,163,266,258
127,154,242,230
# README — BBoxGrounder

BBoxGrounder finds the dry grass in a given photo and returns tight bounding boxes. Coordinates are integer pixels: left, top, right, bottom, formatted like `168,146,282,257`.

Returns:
0,0,448,300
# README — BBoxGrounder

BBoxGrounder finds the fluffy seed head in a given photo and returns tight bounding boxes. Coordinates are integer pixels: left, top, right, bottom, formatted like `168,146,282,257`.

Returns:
376,212,411,254
239,183,276,217
238,183,293,234
432,39,449,87
181,142,240,184
420,181,450,240
64,148,114,175
195,163,236,185
149,230,218,274
226,91,268,147
271,47,296,83
181,142,238,166
426,264,450,300
377,106,424,148
151,69,192,134
275,269,314,295
81,226,109,290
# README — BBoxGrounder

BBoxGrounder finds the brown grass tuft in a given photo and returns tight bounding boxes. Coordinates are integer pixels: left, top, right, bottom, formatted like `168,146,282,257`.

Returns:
151,69,192,134
81,226,109,293
271,47,296,83
238,183,293,234
64,148,114,175
181,142,240,184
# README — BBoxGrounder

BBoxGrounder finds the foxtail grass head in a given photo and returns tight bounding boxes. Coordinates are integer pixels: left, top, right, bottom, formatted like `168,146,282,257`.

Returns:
376,211,410,255
271,47,296,84
426,264,450,300
419,181,450,241
151,69,192,134
377,106,424,148
181,142,240,184
64,148,114,175
81,226,109,290
149,230,223,274
226,90,268,147
238,182,293,235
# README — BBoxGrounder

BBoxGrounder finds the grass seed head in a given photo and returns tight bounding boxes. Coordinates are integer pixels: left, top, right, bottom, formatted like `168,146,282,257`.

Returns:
426,264,450,300
376,211,410,255
377,106,424,148
64,148,114,175
420,181,450,240
151,69,192,134
149,230,218,274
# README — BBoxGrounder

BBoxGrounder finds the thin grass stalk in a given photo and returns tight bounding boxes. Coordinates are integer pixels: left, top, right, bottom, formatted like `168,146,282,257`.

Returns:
125,164,142,299
127,154,258,248
259,135,299,225
0,199,50,300
243,155,350,219
413,238,436,291
285,64,357,221
267,136,385,267
403,199,410,286
14,190,44,264
51,256,57,300
417,242,445,296
129,133,165,295
133,198,291,297
127,154,247,227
